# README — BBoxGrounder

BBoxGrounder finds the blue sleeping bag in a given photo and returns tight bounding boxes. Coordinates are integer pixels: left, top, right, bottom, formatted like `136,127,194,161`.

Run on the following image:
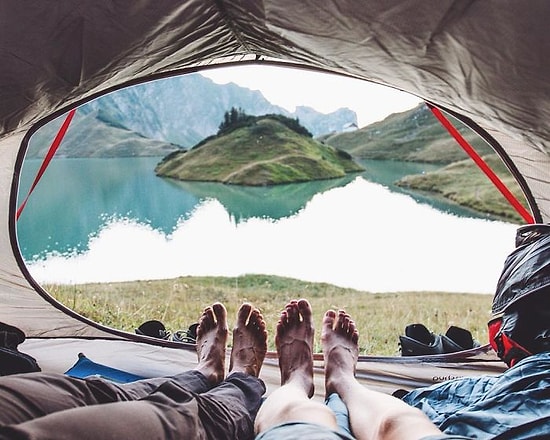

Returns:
403,351,550,439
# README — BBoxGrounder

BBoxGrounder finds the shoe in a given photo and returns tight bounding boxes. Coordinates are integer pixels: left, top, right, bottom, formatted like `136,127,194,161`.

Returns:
441,326,480,353
0,322,41,375
135,320,171,340
399,323,445,356
172,323,198,344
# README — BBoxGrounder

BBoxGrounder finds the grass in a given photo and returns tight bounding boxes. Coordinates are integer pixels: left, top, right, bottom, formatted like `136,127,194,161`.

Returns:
155,118,363,185
395,154,527,223
45,274,493,356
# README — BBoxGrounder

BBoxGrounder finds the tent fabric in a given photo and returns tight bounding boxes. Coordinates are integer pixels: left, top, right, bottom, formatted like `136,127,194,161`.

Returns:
2,1,549,156
21,338,506,399
0,1,548,369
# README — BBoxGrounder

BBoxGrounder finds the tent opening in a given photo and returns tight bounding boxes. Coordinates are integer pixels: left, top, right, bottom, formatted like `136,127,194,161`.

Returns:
16,65,526,356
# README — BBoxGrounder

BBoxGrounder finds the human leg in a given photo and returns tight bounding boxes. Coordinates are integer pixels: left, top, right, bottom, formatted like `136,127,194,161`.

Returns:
322,309,443,440
0,304,230,428
254,299,339,434
0,358,211,429
179,302,267,438
119,302,266,440
0,302,267,440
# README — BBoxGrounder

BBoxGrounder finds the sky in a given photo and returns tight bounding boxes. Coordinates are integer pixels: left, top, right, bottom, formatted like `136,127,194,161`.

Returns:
202,65,422,128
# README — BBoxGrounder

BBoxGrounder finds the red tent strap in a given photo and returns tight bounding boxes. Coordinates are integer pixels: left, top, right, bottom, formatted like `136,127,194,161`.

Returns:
16,109,77,221
426,104,534,224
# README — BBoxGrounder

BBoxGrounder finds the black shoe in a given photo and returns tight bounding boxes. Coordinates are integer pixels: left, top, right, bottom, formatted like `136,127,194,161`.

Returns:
441,326,480,353
399,323,445,356
172,323,198,344
0,322,41,375
135,320,171,340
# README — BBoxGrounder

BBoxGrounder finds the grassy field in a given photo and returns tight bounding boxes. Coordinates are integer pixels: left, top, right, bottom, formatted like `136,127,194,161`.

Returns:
46,274,493,356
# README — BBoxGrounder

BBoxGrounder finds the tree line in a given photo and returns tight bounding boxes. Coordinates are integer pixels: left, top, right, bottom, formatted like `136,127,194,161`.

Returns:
217,107,312,138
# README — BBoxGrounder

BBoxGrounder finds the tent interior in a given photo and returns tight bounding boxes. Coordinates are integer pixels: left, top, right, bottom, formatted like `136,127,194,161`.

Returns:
1,1,549,397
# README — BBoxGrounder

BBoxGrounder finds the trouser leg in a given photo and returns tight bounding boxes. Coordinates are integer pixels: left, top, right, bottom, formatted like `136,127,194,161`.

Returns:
325,393,352,436
0,372,265,440
138,372,266,440
0,370,209,427
189,372,267,439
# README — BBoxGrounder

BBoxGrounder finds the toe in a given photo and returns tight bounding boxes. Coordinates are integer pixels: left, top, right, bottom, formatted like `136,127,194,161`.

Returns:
322,310,337,332
198,307,214,335
286,301,299,325
212,303,227,327
237,303,252,325
297,299,312,322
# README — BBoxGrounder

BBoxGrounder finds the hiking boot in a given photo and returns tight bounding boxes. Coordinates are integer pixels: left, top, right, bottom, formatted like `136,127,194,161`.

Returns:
172,323,198,344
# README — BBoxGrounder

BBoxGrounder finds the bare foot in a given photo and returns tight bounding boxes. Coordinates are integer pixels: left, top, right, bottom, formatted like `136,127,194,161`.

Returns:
229,303,268,377
276,299,315,397
321,309,359,396
196,303,229,385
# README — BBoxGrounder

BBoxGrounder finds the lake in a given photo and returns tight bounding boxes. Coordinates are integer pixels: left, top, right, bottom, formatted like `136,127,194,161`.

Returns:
17,157,518,293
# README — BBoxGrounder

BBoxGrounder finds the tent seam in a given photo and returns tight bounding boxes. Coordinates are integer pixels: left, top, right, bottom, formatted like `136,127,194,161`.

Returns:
214,0,254,53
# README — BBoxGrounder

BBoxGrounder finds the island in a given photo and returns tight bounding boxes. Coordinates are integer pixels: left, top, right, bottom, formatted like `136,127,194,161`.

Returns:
155,109,364,186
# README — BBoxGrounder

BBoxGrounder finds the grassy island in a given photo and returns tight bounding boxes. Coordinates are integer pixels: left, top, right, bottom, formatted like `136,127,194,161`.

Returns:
155,110,364,186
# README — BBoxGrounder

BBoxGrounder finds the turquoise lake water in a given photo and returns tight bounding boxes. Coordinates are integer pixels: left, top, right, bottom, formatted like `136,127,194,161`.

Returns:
16,157,517,293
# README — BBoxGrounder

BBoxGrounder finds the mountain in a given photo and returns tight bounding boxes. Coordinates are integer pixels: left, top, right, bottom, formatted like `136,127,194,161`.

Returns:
26,110,179,158
320,103,524,222
155,114,364,186
26,74,357,158
322,104,494,164
293,106,357,138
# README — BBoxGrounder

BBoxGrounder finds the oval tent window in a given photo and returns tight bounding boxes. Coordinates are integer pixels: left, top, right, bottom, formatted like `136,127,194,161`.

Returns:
16,65,523,355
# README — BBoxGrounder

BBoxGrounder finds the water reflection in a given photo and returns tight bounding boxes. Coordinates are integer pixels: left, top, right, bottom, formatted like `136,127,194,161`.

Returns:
166,174,358,221
26,177,517,294
17,157,490,260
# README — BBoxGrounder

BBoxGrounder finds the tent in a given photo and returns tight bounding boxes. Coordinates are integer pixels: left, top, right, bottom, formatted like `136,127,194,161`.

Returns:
1,1,549,395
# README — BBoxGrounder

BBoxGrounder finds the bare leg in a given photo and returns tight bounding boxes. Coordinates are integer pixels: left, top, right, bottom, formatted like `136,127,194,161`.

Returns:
229,302,268,377
254,299,338,434
322,310,443,440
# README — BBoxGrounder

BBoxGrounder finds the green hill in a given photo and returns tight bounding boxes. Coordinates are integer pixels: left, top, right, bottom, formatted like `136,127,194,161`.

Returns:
322,104,494,163
395,155,527,223
323,104,528,223
155,115,364,185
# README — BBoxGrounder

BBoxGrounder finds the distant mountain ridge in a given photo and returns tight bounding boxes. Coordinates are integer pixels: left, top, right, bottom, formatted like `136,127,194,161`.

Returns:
27,74,357,158
321,103,525,222
322,104,494,164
